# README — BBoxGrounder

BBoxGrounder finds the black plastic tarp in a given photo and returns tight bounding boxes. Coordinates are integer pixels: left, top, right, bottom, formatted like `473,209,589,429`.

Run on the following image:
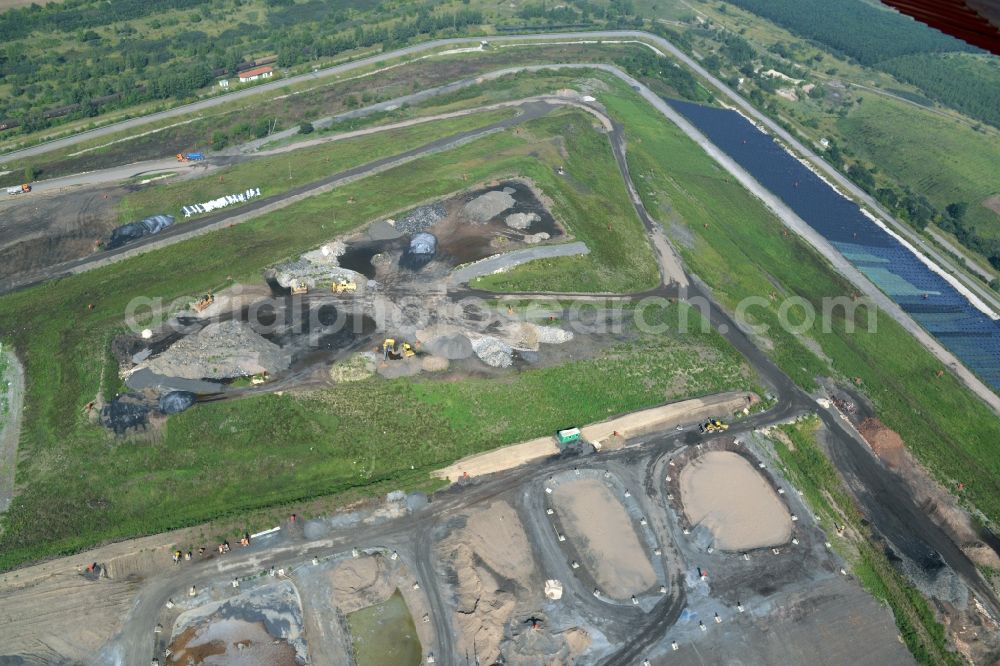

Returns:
107,214,174,249
158,390,197,415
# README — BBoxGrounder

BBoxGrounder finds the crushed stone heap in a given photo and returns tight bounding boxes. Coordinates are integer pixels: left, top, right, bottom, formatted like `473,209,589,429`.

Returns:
143,320,290,380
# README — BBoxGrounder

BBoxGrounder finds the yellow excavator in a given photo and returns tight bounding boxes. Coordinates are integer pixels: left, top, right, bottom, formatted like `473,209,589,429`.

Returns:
381,338,416,361
700,418,729,434
332,279,357,294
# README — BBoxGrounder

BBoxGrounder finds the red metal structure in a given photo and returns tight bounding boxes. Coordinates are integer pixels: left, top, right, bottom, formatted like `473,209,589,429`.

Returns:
880,0,1000,55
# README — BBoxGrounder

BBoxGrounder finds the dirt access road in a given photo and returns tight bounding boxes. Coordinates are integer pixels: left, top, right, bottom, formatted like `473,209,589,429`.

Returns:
0,34,996,664
0,346,23,513
4,29,994,323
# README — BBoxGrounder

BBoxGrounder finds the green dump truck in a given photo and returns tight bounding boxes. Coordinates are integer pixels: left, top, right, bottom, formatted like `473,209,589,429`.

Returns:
556,427,581,445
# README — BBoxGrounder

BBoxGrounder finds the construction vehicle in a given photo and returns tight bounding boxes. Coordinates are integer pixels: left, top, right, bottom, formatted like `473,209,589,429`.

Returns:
291,283,308,295
192,293,214,312
381,338,416,361
6,183,30,195
176,152,205,162
332,278,357,294
556,427,581,445
699,419,729,434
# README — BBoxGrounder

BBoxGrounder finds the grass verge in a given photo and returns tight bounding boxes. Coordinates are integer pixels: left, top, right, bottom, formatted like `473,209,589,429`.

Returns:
770,418,963,666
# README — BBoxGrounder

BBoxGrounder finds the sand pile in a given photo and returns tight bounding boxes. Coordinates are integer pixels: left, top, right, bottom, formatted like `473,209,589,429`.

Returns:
680,451,792,550
552,479,656,598
143,320,290,380
440,501,539,664
505,626,592,665
463,189,515,223
505,212,539,230
449,544,515,662
330,554,395,613
859,417,905,468
471,336,514,367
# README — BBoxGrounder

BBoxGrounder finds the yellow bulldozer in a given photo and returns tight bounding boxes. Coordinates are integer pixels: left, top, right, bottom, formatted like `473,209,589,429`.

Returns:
192,293,214,312
700,418,729,434
381,338,416,361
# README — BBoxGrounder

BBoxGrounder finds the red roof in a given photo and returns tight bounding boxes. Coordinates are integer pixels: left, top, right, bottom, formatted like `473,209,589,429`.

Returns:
239,66,273,79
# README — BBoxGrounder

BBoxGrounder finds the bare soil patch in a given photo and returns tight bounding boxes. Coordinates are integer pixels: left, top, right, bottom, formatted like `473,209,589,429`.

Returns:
679,450,792,551
437,500,587,664
167,581,306,665
982,194,1000,216
551,479,656,598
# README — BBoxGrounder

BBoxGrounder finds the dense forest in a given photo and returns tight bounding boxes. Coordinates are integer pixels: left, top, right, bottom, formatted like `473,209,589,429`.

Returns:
722,0,974,65
0,0,488,134
721,0,1000,129
880,53,1000,129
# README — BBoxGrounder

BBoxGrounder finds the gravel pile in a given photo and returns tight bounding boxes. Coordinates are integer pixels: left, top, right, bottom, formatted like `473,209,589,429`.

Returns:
422,332,474,359
471,336,514,367
462,190,515,223
273,258,364,289
143,320,290,379
523,232,550,244
535,325,574,344
396,203,446,234
505,212,539,230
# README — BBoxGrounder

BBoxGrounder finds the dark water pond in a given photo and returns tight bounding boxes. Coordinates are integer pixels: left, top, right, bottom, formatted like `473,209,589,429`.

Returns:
670,98,1000,391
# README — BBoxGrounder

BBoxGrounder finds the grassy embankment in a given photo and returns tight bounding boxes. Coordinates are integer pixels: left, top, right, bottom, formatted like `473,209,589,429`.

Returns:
771,418,963,666
0,109,739,570
593,82,1000,528
116,107,516,223
839,94,1000,247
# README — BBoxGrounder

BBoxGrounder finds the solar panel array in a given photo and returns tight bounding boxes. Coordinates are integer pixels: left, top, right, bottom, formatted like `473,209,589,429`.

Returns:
669,99,1000,390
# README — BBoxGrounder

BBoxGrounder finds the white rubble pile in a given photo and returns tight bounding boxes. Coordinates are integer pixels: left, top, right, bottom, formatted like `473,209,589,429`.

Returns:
301,240,347,265
462,189,515,223
142,320,290,379
471,336,514,368
504,212,539,230
273,258,365,289
535,325,574,344
182,187,261,217
523,232,550,244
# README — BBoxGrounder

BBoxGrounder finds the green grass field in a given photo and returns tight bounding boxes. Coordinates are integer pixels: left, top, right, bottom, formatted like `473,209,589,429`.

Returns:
772,419,963,666
600,79,1000,527
838,94,1000,242
0,108,748,569
117,107,515,223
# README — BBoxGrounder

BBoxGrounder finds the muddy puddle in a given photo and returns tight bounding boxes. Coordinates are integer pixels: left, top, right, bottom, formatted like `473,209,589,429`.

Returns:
346,589,422,666
167,581,306,665
365,179,564,272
